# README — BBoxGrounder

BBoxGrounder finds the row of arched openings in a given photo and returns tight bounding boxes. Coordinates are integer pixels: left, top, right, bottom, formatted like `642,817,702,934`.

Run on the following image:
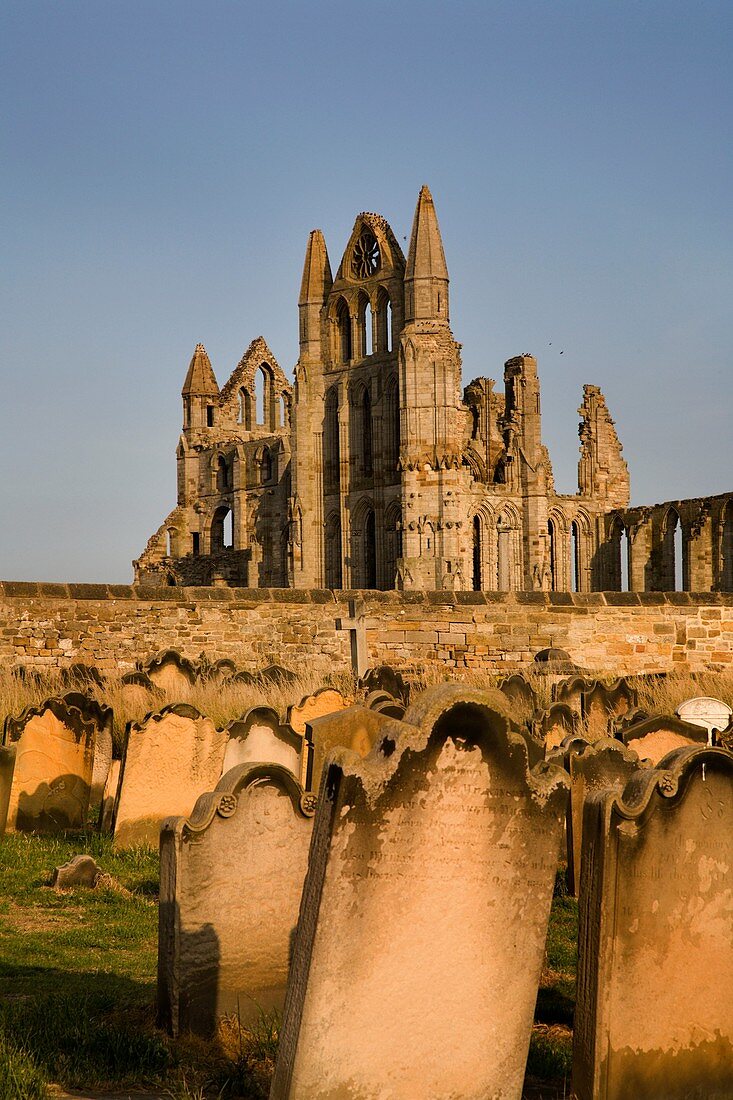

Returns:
471,509,523,591
236,364,291,431
324,502,401,590
608,504,733,592
214,449,273,492
334,291,393,363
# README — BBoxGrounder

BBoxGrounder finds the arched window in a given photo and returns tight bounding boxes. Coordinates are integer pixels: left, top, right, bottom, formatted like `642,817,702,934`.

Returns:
472,515,482,591
548,518,559,591
280,394,290,429
470,406,480,440
238,388,249,426
376,289,392,354
211,506,233,552
166,528,176,557
360,386,373,478
325,511,342,589
608,515,629,591
260,447,273,484
722,502,733,592
255,367,266,426
336,299,351,363
663,508,683,591
216,455,229,491
385,504,401,590
324,387,340,495
385,375,400,482
570,522,580,592
364,509,377,589
365,301,373,355
356,293,372,358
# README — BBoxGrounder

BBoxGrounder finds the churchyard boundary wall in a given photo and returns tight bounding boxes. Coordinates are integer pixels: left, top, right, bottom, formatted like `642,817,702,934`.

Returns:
3,583,733,677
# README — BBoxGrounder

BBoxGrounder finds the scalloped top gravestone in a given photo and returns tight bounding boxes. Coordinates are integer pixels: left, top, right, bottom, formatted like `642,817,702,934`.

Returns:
676,696,732,742
158,762,316,1037
582,679,639,741
271,683,569,1100
145,651,198,694
533,702,579,755
618,714,708,765
1,699,97,833
287,689,351,738
573,747,733,1099
222,708,311,790
113,704,227,848
498,674,536,715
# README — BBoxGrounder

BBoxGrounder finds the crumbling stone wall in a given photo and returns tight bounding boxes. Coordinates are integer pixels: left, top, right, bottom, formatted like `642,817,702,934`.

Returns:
2,582,733,677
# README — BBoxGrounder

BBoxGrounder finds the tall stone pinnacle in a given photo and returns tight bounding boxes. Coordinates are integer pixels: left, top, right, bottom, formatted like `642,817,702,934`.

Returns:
404,185,450,324
181,343,219,396
299,229,333,306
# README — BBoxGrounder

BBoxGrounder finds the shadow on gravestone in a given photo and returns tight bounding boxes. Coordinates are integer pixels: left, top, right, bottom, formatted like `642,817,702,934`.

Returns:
498,674,537,715
365,690,406,719
531,703,579,756
144,650,199,693
306,705,385,793
617,714,708,766
158,762,316,1038
2,699,97,833
573,746,733,1100
271,683,569,1100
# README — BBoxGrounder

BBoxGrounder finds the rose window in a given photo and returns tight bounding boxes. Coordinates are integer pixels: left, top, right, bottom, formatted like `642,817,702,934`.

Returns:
352,231,380,278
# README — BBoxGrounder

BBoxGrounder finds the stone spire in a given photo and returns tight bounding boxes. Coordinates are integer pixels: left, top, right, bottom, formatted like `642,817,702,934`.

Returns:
298,229,333,306
298,230,332,364
181,343,219,397
404,185,449,325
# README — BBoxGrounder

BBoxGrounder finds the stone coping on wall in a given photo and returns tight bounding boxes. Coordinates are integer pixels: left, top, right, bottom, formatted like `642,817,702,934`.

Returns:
2,581,733,608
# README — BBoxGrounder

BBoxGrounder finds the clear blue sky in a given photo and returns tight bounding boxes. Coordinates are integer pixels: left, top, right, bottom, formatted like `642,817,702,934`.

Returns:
2,1,731,582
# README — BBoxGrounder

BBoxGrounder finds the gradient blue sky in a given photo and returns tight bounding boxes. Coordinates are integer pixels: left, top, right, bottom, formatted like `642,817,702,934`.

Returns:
2,1,731,582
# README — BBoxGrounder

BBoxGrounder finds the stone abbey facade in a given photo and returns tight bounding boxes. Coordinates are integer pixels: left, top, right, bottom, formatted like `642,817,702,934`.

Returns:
134,187,733,593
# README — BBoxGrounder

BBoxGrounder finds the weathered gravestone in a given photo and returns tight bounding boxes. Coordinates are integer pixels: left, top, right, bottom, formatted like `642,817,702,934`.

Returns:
365,690,406,719
113,704,227,848
158,762,316,1037
582,679,639,741
145,650,198,694
98,758,121,833
618,714,707,765
676,696,732,742
573,746,733,1100
498,673,537,715
306,704,384,791
59,692,114,805
2,698,97,833
358,664,410,706
553,675,590,715
271,683,569,1100
532,702,579,755
563,736,641,897
120,671,162,715
223,707,312,790
287,689,351,738
51,854,102,889
0,745,17,835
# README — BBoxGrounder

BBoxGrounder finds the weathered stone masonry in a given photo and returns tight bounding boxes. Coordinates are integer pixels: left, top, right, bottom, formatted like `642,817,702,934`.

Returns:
3,582,733,677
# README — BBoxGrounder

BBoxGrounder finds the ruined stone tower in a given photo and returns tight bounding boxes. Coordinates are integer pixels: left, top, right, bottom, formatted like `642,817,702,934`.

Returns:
136,185,675,594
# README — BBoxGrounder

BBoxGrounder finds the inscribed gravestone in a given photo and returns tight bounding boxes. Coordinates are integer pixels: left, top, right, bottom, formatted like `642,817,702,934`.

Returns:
564,736,641,897
573,746,733,1100
306,704,383,791
618,714,707,765
271,683,569,1100
2,699,96,832
158,762,316,1037
676,696,732,741
114,704,227,848
223,707,311,790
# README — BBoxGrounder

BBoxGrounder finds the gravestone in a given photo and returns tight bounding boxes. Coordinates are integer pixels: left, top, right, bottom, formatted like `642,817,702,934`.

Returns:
0,745,17,835
52,854,101,889
498,673,536,715
532,702,579,755
564,736,641,896
120,671,162,714
676,696,732,741
358,664,410,706
306,704,384,790
145,650,198,693
259,663,297,685
113,704,227,848
553,676,590,715
615,707,650,732
582,679,639,741
271,683,569,1100
223,707,311,790
573,746,733,1099
618,714,707,765
2,698,97,833
158,762,316,1037
287,688,351,737
60,692,114,805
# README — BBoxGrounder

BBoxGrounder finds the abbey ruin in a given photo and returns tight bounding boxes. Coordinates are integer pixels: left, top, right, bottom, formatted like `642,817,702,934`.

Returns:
134,186,733,595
